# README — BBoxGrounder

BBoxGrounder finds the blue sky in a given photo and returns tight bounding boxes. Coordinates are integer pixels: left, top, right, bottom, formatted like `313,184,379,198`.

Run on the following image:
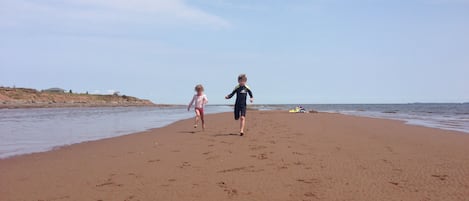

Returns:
1,0,468,104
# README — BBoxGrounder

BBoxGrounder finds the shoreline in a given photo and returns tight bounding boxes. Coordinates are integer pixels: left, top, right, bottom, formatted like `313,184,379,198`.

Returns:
1,111,468,160
0,103,180,109
1,111,469,200
322,111,469,134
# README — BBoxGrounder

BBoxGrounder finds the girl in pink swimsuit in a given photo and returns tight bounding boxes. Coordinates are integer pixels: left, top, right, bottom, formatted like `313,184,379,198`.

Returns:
188,84,208,130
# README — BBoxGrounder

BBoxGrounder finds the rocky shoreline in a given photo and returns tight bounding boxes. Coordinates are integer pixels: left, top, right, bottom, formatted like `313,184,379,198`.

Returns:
0,87,155,109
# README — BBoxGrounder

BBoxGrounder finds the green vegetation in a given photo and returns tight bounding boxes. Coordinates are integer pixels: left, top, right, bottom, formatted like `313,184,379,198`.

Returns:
0,87,154,108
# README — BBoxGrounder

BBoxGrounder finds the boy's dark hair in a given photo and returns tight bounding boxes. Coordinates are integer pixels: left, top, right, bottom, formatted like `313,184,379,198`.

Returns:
238,74,247,82
195,84,204,92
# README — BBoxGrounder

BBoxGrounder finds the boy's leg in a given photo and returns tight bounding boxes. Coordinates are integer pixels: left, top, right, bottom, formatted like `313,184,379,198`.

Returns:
239,105,247,136
240,116,245,135
234,106,240,120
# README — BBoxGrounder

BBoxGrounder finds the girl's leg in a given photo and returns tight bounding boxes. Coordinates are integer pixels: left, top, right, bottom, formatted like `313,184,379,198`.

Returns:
194,109,200,128
200,109,205,130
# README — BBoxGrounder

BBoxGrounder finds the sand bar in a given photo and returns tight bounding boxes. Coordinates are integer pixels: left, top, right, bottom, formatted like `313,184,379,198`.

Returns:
1,111,469,201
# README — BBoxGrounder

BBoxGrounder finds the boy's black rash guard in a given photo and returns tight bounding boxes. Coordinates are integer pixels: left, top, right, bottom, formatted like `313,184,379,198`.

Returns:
227,85,253,106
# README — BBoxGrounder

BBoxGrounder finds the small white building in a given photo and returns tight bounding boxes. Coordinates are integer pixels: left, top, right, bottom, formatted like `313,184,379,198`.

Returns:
42,88,65,93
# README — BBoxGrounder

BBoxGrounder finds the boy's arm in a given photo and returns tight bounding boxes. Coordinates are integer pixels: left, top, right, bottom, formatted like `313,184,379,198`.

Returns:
247,88,253,98
247,88,254,103
225,86,238,99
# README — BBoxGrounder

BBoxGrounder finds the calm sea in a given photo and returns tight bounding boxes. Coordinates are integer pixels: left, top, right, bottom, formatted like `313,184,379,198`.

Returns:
0,106,231,159
1,103,468,158
256,103,469,134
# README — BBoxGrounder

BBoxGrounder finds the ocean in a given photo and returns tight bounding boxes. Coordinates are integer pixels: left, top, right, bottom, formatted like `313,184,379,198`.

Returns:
0,106,231,159
255,103,469,133
1,103,468,158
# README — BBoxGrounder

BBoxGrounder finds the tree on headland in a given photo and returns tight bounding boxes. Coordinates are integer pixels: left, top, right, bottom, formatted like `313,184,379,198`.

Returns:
69,89,73,94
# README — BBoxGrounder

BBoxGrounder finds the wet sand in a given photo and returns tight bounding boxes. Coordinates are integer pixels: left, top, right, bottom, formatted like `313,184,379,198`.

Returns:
1,111,469,201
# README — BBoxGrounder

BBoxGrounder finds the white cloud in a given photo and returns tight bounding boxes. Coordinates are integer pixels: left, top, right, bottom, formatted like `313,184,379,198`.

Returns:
0,0,230,29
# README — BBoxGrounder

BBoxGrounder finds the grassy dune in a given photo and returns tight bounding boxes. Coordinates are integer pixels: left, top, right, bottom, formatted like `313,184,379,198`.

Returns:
0,87,154,108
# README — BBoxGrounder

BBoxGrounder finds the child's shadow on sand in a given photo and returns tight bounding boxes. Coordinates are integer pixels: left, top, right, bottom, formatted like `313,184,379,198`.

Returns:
212,133,240,137
179,131,201,134
178,131,239,137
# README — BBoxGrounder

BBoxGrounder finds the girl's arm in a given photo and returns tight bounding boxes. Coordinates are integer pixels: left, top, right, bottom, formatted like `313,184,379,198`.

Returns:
204,95,208,105
188,95,195,111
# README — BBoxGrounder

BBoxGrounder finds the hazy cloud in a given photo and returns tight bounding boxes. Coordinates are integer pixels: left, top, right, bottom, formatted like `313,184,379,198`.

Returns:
0,0,230,29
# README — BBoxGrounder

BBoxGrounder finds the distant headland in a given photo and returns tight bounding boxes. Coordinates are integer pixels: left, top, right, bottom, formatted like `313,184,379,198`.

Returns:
0,87,155,109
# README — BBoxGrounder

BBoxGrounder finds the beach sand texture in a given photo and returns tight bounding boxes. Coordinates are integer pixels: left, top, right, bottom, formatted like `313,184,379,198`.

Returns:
1,111,469,201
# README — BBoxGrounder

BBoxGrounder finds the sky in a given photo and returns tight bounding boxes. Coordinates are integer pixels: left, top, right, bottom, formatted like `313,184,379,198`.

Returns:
1,0,468,104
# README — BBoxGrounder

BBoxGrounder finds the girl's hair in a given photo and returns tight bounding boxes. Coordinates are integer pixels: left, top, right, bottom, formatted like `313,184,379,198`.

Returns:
194,84,204,92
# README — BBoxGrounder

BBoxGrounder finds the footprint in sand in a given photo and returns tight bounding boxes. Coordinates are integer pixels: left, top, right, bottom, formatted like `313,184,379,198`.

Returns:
96,174,123,188
293,132,304,136
431,174,449,181
389,181,399,186
257,153,268,160
206,155,220,160
217,182,238,197
218,166,249,173
277,165,289,170
220,141,233,145
96,181,122,188
293,161,305,166
381,159,393,165
249,145,268,151
297,178,320,185
178,162,191,168
147,159,160,163
217,181,227,188
304,192,317,197
385,146,395,153
125,195,136,201
127,173,143,179
292,151,304,155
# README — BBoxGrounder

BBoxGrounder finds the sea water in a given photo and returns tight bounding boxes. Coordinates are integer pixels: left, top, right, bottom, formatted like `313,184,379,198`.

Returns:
256,103,469,134
0,106,231,159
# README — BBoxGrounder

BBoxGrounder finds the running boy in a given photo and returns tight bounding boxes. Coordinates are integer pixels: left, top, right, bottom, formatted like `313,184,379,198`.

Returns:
188,84,208,130
225,74,254,136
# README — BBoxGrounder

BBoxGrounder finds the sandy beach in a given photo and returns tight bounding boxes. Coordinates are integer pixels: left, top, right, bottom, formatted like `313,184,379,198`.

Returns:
1,111,469,201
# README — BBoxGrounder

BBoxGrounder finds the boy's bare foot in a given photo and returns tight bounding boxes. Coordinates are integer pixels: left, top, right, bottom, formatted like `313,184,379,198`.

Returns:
240,132,244,136
194,125,198,128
